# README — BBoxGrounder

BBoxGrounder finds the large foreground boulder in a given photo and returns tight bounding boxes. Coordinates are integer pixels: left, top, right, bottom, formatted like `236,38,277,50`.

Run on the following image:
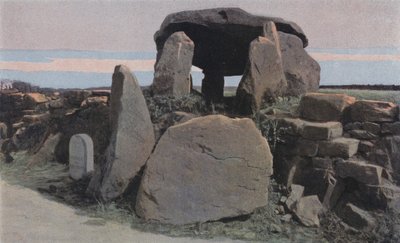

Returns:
152,31,194,96
136,115,273,225
87,65,155,201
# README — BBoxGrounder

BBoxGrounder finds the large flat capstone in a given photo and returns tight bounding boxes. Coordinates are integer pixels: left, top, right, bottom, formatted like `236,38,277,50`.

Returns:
136,115,273,225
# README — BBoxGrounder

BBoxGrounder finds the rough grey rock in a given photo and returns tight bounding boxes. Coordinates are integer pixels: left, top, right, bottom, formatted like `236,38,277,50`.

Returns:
279,32,320,96
136,115,273,225
339,203,376,230
153,111,196,141
382,122,400,135
27,133,61,167
292,195,323,227
348,129,378,140
300,121,343,140
236,25,287,115
152,32,194,97
0,122,7,139
350,100,399,122
295,139,318,157
87,65,155,202
299,93,356,122
286,184,304,210
362,122,381,135
318,137,359,158
335,159,383,185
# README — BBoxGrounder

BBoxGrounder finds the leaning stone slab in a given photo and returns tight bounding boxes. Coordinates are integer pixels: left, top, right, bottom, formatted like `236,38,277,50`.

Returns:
87,65,155,201
348,129,378,140
318,137,359,158
136,115,273,225
300,121,343,140
69,134,94,180
236,22,287,115
27,133,61,167
350,100,399,122
299,93,356,122
152,31,194,97
286,184,304,210
336,159,383,185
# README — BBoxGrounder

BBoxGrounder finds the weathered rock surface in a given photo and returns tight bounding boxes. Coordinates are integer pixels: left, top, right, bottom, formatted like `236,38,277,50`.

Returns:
236,26,287,115
136,115,273,225
87,65,155,202
279,32,320,96
300,121,343,140
27,133,61,167
318,137,359,158
286,184,304,210
339,203,376,230
155,8,308,76
292,195,323,227
350,100,399,122
153,111,196,141
0,122,7,139
336,159,383,185
299,93,356,122
382,122,400,135
152,32,194,96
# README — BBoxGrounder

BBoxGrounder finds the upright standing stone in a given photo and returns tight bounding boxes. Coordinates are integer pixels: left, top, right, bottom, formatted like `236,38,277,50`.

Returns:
69,134,94,180
152,31,194,97
236,22,287,115
279,32,320,96
87,65,155,201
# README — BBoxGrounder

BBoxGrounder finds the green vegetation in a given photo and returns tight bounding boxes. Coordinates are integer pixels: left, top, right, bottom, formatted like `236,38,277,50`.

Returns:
319,89,400,104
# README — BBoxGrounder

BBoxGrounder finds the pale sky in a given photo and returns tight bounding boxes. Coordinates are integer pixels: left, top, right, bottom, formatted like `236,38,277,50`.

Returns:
1,0,400,51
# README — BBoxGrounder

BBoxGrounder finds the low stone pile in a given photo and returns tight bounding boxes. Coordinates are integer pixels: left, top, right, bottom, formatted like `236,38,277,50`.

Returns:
267,92,400,229
0,81,110,165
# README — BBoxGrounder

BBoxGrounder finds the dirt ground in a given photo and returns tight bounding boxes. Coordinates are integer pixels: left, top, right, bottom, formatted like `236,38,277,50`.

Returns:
0,179,244,243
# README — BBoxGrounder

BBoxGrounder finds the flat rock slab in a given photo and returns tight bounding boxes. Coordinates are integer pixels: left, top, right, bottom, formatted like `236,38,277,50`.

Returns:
87,65,155,202
318,137,359,158
136,115,273,225
350,100,399,122
300,121,343,140
336,160,383,185
299,93,356,122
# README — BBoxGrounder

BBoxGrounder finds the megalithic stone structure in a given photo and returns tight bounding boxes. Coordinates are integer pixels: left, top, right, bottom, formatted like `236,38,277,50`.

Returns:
87,65,155,201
